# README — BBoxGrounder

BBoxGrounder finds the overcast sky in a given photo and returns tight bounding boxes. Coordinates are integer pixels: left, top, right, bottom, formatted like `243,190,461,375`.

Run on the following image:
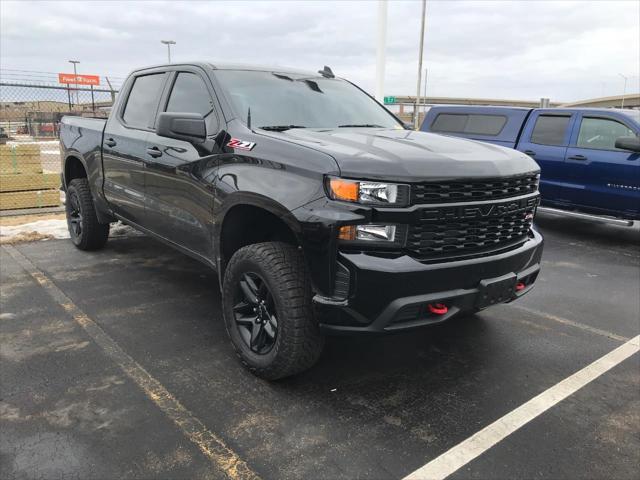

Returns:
1,0,638,102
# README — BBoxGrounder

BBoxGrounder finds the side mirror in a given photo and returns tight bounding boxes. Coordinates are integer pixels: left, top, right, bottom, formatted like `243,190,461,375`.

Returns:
156,112,206,144
614,136,640,153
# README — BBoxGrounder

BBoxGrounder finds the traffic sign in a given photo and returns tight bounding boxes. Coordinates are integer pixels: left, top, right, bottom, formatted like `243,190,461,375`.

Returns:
383,96,396,104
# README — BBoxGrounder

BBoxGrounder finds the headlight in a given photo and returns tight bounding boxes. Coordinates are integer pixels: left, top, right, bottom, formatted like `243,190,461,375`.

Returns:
326,177,410,206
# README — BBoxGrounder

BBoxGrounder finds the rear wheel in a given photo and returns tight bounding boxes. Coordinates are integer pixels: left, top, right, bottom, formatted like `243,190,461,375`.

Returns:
66,178,109,250
222,242,324,380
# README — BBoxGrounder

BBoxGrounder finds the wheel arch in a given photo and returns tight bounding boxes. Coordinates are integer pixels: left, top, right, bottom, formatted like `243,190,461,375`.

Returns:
217,195,304,277
63,154,89,188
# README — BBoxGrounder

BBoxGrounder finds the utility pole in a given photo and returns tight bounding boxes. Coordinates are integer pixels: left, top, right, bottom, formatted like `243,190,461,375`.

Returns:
618,73,628,108
414,0,426,130
375,0,388,103
68,60,80,106
161,40,176,63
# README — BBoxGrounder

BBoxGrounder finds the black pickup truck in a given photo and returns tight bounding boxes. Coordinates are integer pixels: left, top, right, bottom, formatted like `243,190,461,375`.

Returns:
60,62,543,379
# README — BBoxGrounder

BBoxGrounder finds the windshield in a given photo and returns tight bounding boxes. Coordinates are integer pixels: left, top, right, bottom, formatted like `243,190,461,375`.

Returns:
620,109,640,127
214,70,401,130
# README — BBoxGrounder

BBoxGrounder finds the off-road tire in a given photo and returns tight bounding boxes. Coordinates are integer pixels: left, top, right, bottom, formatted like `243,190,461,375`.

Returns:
222,242,325,380
66,178,110,250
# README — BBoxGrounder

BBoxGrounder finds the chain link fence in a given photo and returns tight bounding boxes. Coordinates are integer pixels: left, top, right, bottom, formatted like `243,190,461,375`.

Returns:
0,82,118,211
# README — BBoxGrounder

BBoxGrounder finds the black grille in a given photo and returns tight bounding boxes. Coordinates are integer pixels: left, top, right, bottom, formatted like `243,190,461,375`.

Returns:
405,205,535,261
411,174,539,205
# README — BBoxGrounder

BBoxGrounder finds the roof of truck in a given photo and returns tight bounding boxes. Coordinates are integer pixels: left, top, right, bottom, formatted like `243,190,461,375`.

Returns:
131,61,320,77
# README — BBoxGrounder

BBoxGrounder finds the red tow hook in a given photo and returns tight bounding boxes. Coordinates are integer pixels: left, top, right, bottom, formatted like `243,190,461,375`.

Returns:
428,303,448,315
515,282,526,292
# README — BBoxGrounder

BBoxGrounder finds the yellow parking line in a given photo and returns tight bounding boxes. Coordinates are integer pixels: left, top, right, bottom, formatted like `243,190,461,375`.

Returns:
3,244,260,480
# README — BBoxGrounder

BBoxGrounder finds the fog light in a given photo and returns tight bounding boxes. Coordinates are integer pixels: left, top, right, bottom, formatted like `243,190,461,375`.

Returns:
338,224,405,245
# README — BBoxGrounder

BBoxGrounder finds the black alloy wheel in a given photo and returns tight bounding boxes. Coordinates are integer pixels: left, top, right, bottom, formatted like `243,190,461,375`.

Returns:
233,272,278,354
65,178,110,250
67,188,83,240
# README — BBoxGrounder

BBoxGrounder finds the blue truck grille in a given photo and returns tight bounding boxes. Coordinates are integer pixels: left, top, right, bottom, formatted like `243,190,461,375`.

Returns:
410,174,539,205
405,196,538,261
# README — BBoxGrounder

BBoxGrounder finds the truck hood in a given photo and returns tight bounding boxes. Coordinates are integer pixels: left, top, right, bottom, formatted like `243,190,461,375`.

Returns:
259,128,539,181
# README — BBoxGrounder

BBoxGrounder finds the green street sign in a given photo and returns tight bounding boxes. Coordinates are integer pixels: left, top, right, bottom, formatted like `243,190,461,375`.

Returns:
383,96,396,104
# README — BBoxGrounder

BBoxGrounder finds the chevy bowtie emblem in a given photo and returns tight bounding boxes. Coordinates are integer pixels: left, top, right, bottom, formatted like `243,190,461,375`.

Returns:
227,138,256,151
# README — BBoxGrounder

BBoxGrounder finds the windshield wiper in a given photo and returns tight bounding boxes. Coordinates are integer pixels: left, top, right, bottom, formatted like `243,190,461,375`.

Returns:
338,124,384,128
259,125,308,132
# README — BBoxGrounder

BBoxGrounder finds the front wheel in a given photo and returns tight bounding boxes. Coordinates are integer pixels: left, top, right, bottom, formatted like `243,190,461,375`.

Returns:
65,178,110,250
222,242,324,380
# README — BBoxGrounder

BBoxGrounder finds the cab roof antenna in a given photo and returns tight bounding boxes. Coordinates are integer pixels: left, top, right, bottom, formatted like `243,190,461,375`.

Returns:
318,66,335,78
247,107,252,130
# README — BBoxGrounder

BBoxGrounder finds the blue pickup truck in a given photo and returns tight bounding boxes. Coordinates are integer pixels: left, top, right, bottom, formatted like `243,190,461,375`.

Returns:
421,106,640,221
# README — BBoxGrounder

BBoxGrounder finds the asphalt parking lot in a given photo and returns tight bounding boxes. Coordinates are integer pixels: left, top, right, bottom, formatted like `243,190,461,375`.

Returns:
1,213,639,480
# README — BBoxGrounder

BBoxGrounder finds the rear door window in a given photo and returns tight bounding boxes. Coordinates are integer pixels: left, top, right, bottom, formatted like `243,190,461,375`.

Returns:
431,113,507,135
122,73,167,129
576,117,634,151
530,115,571,146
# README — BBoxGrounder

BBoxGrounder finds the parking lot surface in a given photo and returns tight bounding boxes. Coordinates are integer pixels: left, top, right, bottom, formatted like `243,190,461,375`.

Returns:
1,214,639,479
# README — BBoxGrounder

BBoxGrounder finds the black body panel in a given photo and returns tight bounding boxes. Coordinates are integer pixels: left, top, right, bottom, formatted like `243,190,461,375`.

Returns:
59,61,544,333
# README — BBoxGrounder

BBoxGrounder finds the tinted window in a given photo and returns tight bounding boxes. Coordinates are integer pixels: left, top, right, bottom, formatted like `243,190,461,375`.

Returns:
530,115,571,146
166,73,213,116
577,117,634,150
431,113,507,135
431,114,467,133
122,73,166,129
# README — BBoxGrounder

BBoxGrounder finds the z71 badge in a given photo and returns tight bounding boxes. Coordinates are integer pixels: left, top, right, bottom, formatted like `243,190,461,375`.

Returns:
227,138,256,151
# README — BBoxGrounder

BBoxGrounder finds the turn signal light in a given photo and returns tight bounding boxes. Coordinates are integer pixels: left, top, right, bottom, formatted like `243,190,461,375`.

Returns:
338,225,357,240
328,178,359,202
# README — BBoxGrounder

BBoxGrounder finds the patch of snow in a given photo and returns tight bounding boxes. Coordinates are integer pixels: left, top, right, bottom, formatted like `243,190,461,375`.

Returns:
1,219,70,239
0,219,139,242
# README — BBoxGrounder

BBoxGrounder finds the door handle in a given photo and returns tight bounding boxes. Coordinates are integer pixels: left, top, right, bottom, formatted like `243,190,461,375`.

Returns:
105,138,117,147
146,146,163,158
523,150,536,157
568,154,587,161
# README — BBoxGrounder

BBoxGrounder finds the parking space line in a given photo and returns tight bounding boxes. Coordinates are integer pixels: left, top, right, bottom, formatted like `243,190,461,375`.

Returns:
3,245,260,480
509,304,630,343
403,334,640,480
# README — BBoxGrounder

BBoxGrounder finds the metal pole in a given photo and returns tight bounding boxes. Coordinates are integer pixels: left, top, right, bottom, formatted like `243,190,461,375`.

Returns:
67,84,72,110
161,40,176,63
414,0,426,130
375,0,388,103
91,85,95,113
69,60,80,106
423,67,428,118
105,76,116,104
618,73,628,108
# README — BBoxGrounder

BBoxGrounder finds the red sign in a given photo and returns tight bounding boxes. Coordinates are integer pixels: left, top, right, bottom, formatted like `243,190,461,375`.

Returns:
58,73,100,86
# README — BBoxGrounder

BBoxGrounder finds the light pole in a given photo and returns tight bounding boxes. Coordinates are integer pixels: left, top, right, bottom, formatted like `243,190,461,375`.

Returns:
414,0,426,130
618,73,628,108
68,60,80,106
375,0,388,103
161,40,176,63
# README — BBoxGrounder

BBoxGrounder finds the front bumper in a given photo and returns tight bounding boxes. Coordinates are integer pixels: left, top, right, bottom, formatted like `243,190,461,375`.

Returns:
314,228,544,333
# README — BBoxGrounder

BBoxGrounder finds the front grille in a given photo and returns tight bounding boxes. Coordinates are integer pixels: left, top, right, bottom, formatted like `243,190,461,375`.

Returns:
405,200,537,261
411,174,539,205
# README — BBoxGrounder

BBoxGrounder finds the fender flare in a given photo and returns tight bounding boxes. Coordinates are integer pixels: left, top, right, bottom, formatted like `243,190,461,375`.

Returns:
62,150,89,188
